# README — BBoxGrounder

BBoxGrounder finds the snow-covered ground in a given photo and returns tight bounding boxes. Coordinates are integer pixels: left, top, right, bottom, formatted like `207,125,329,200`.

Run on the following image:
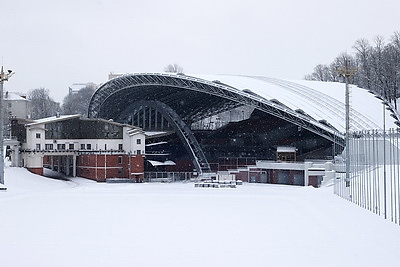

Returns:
2,165,400,267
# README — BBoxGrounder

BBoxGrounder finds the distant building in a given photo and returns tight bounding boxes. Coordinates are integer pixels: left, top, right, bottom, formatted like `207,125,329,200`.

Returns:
2,91,31,139
3,91,31,119
10,114,146,182
68,82,98,96
108,72,123,80
276,147,297,162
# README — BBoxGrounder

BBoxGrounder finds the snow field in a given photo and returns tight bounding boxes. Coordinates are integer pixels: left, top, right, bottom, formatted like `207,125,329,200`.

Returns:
1,166,400,267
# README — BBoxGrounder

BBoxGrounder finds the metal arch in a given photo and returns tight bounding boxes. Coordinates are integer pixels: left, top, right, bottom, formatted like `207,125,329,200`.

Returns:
88,73,345,146
119,100,211,175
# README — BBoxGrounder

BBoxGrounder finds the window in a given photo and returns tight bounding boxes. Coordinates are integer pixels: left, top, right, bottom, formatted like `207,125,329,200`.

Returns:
57,144,66,150
45,144,53,150
87,144,92,150
81,144,85,150
36,144,41,150
36,133,41,139
118,144,123,151
69,144,74,150
136,139,141,145
118,156,123,164
136,150,141,155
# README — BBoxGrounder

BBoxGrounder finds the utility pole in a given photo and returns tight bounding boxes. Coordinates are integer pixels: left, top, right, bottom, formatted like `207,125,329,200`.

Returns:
0,66,15,185
336,59,357,188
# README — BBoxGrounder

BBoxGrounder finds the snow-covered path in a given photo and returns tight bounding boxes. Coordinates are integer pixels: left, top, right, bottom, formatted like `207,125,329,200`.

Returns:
1,167,400,267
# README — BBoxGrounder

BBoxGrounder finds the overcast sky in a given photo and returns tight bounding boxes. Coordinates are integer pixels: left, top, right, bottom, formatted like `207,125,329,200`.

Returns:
1,0,399,102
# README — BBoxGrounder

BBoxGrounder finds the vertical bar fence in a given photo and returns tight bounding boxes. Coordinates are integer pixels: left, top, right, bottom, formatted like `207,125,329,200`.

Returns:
334,129,400,225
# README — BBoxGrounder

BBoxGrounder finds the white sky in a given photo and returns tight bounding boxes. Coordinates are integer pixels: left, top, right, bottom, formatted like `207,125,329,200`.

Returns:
1,0,399,102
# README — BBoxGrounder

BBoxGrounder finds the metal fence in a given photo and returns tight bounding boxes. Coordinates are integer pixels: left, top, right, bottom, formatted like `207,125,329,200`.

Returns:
334,129,400,225
144,172,194,183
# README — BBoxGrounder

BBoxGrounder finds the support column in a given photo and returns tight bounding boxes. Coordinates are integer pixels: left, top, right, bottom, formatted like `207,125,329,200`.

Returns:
149,107,152,130
51,156,54,171
72,155,76,177
11,145,20,167
66,156,70,176
137,108,140,127
155,110,158,130
142,106,146,129
104,153,107,180
304,162,312,186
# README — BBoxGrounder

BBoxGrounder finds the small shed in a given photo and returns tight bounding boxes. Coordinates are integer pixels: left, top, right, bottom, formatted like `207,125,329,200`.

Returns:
276,146,297,162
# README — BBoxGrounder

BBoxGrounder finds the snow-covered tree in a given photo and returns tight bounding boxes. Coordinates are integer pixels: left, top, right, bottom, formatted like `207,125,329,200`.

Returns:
61,86,96,117
164,63,184,74
305,31,400,105
28,88,60,119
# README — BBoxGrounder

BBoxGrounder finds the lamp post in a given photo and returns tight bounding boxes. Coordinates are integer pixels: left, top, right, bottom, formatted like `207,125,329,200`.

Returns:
336,59,357,188
0,66,15,185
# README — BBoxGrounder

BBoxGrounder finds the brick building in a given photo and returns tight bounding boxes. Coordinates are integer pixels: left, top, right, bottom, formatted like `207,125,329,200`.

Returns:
11,114,146,182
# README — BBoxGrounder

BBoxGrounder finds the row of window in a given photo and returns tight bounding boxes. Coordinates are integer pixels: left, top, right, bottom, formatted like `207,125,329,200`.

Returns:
36,143,142,154
34,132,142,151
36,132,142,145
38,143,123,151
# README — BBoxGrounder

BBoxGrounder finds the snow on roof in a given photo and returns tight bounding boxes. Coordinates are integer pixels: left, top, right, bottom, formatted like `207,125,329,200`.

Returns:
146,141,168,147
26,115,144,132
3,91,28,101
147,160,176,166
26,114,81,126
193,74,397,131
277,147,297,153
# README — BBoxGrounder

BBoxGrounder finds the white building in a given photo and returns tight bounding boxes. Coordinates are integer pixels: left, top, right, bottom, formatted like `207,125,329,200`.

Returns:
3,91,30,119
11,114,146,182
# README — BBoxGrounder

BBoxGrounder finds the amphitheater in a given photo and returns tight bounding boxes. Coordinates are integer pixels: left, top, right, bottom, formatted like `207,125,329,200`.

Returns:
88,73,398,176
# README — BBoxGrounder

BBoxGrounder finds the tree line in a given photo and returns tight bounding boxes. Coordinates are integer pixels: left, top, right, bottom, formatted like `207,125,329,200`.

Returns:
27,86,96,119
305,32,400,106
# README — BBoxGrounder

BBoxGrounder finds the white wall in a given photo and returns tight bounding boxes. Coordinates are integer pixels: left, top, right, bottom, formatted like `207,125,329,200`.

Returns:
26,125,45,150
122,127,145,154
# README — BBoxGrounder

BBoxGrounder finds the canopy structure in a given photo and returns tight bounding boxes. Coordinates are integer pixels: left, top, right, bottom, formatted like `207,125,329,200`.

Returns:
88,73,397,174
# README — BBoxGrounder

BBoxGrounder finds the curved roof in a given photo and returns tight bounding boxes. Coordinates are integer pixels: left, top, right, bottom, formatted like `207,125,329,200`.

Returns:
195,74,397,132
88,73,397,143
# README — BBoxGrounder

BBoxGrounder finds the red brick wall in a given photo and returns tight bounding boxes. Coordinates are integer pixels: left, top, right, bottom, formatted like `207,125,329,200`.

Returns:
129,155,144,180
165,159,194,172
308,176,321,188
271,170,279,184
28,167,43,176
43,156,50,165
236,171,248,182
76,154,144,182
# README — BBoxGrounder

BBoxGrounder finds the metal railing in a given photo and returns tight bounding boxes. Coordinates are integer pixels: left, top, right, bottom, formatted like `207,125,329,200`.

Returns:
144,172,194,183
334,129,400,224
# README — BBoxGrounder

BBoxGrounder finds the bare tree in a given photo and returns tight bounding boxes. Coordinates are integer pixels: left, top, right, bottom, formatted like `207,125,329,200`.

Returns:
353,38,373,89
305,64,338,82
311,64,331,81
164,63,184,73
305,31,400,107
28,88,60,119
